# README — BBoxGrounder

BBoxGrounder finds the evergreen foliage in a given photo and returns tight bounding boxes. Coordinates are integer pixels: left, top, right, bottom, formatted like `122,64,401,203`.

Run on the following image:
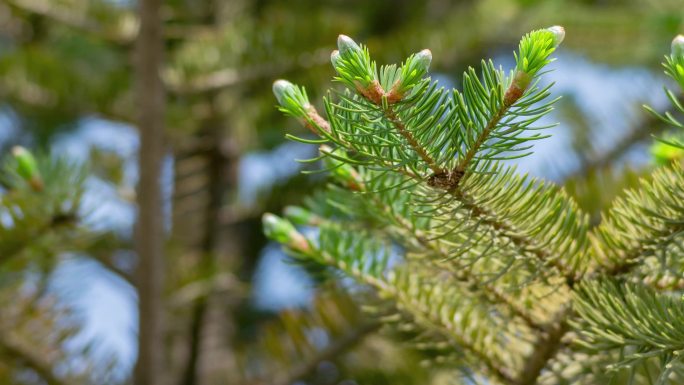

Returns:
0,148,115,384
266,27,684,384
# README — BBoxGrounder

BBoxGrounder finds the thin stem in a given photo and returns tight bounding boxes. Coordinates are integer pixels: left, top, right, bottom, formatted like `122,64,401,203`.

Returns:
453,189,576,286
379,100,576,284
450,105,509,188
450,78,524,189
382,106,447,175
376,197,545,332
311,248,516,384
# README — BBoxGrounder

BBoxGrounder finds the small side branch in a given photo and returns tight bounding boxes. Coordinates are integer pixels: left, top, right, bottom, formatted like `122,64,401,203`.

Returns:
272,322,381,385
514,308,570,385
383,106,447,175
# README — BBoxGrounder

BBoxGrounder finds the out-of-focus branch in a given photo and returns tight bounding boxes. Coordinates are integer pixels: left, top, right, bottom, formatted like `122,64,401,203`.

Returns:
166,48,331,95
6,0,135,44
0,334,67,385
270,321,381,385
564,98,681,181
91,252,135,286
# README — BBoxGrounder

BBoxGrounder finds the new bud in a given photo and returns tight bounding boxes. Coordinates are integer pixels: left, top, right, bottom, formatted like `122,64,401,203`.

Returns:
672,35,684,58
272,79,294,106
651,138,684,166
388,49,433,102
337,34,361,57
547,26,565,48
331,49,341,67
262,213,310,252
11,146,43,192
272,79,310,118
415,49,432,73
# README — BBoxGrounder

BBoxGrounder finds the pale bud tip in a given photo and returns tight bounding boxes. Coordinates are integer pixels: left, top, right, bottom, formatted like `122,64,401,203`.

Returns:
331,49,340,66
272,79,294,104
262,213,279,227
672,35,684,57
11,146,26,157
337,34,361,55
418,49,432,57
547,25,565,47
319,144,333,155
416,49,432,68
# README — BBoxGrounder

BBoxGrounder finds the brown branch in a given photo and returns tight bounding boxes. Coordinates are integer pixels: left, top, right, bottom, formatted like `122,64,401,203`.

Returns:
450,105,510,189
448,77,525,189
514,308,570,385
383,106,447,175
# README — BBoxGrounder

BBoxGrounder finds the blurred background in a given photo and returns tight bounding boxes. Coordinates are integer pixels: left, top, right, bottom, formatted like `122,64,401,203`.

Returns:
0,0,683,384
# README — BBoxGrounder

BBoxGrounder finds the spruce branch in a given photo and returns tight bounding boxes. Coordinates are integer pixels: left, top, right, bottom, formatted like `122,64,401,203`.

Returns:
316,157,546,331
291,178,545,332
263,214,518,383
262,26,657,385
451,26,563,188
514,308,570,385
645,35,684,151
590,163,684,275
572,279,684,377
314,31,583,284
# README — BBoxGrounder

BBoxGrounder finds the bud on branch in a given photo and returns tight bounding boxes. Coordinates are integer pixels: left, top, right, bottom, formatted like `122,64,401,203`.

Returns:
272,79,330,134
665,35,684,89
11,146,43,192
262,213,311,253
387,49,432,103
505,25,565,106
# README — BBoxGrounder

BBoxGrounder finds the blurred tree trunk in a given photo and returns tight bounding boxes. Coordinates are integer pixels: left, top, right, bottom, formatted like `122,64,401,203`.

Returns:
134,0,166,383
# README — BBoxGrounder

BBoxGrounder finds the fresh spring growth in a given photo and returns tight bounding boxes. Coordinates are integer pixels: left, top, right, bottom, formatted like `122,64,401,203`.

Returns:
505,25,565,105
320,145,364,191
11,146,43,192
547,25,565,48
262,213,310,253
651,138,684,165
337,34,361,57
388,49,432,103
672,35,684,57
331,35,382,102
272,79,311,119
273,79,330,134
666,35,684,88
